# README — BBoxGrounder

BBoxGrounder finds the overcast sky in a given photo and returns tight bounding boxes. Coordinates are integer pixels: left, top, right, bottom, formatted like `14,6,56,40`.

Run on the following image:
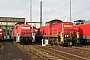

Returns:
0,0,90,24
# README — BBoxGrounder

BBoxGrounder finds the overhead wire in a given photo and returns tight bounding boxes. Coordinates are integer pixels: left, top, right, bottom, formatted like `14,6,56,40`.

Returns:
60,7,90,19
43,3,59,14
20,0,37,17
35,0,76,21
20,0,89,22
42,0,90,21
43,0,76,18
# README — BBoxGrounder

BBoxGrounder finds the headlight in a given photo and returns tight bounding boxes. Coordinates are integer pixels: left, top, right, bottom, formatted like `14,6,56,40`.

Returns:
65,35,67,37
67,35,69,37
65,35,69,37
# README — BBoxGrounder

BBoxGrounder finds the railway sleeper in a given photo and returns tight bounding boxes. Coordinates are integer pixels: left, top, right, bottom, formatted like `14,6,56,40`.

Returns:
26,46,61,60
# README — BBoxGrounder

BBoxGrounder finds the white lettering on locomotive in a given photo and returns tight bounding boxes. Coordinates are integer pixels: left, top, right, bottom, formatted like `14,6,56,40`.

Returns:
21,27,30,29
64,25,73,28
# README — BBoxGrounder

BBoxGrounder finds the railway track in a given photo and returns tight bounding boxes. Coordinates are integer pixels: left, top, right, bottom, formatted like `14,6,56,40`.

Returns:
75,45,90,51
24,45,70,60
61,45,90,54
16,42,90,60
17,45,90,60
15,43,64,60
36,45,90,60
70,46,90,52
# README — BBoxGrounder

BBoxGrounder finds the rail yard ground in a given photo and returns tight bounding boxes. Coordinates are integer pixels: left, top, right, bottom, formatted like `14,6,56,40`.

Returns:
0,40,90,60
0,40,31,60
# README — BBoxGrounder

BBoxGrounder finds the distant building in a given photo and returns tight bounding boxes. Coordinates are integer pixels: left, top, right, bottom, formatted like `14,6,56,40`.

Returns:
0,17,25,39
26,22,40,28
0,17,25,26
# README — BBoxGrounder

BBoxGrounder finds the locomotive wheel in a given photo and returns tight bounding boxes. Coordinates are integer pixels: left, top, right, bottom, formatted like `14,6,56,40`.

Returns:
80,39,87,45
27,38,29,43
50,38,54,45
49,38,51,44
52,38,55,45
60,42,65,46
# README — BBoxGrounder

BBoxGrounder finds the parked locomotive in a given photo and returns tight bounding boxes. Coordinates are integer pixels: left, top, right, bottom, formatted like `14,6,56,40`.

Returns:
36,19,79,46
74,20,90,44
12,22,33,43
0,26,4,42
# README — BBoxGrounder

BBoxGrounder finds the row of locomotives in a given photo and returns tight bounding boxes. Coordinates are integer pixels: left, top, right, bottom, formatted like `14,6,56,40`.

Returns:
36,19,79,46
0,27,4,42
11,22,33,44
74,20,90,44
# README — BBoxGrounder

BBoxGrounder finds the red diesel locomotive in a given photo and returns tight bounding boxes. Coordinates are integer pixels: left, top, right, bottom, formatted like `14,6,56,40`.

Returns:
12,22,33,43
0,27,4,42
36,19,79,46
74,20,90,44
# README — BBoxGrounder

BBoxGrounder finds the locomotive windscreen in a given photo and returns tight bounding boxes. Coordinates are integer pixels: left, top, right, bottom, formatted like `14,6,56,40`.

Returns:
50,21,61,24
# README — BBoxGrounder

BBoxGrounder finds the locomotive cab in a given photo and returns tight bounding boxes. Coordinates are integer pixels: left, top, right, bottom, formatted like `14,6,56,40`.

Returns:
45,19,63,25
